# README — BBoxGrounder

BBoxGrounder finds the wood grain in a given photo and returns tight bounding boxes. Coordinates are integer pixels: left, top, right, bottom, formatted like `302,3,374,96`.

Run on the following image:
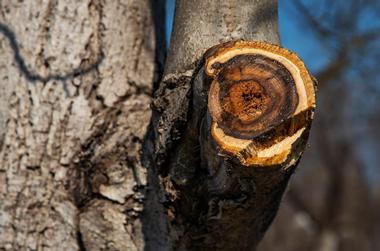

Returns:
206,40,316,167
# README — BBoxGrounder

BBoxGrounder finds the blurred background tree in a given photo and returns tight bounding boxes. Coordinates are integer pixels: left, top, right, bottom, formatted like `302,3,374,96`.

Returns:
165,0,380,250
260,0,380,250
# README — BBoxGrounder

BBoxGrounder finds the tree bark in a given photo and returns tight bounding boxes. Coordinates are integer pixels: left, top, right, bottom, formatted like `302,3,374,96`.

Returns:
0,1,315,251
165,0,279,75
149,1,315,250
0,0,167,250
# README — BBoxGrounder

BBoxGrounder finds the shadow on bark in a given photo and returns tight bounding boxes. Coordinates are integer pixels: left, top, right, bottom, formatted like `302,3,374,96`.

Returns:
0,23,104,85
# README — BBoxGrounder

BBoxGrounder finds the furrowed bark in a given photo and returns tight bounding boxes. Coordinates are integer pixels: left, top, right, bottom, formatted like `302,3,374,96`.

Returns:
0,1,167,250
151,1,316,250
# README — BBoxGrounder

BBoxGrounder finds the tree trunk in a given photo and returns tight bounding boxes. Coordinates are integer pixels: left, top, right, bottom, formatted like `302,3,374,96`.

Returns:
0,0,167,250
0,1,315,251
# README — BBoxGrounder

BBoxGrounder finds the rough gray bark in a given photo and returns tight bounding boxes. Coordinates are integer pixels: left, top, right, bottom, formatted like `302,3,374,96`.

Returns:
0,0,167,250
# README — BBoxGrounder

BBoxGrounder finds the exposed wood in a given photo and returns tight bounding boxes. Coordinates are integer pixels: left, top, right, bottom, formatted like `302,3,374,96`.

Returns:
206,41,315,167
149,1,316,250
